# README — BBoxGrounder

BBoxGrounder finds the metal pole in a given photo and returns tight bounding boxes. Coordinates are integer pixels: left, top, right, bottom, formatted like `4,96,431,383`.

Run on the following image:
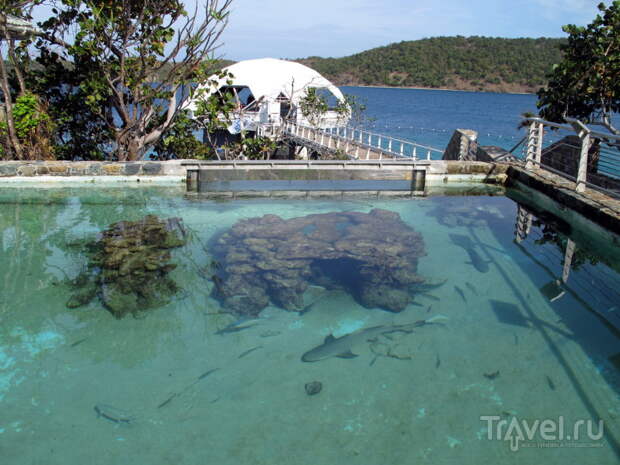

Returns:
562,239,576,283
525,122,540,170
576,131,592,193
536,123,544,166
567,118,593,194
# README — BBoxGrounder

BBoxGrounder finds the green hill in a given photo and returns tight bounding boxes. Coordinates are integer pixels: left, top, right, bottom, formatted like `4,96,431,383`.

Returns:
298,36,565,93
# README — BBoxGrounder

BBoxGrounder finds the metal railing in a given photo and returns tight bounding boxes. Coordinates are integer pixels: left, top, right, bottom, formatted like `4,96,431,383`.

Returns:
283,122,444,160
522,117,620,197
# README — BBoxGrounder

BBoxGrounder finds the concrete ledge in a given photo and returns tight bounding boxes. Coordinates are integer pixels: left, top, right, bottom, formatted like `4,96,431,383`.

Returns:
506,165,620,233
0,175,185,184
0,160,189,177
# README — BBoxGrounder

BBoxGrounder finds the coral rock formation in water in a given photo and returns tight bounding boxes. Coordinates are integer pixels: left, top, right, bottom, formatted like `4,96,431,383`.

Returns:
212,209,426,316
66,215,186,318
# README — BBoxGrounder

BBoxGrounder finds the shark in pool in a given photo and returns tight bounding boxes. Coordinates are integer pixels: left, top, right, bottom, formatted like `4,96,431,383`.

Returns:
301,315,448,362
449,233,491,273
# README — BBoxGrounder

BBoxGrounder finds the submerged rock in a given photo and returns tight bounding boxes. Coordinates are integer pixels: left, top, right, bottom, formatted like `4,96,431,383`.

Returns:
305,381,322,396
66,215,186,318
211,209,427,315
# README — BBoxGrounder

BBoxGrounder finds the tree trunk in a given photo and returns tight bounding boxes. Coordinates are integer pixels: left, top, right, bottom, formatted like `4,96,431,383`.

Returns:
115,129,145,161
0,38,24,160
7,39,26,95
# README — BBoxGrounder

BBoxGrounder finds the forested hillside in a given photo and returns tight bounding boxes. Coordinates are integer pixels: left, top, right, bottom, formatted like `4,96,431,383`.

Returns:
298,37,565,93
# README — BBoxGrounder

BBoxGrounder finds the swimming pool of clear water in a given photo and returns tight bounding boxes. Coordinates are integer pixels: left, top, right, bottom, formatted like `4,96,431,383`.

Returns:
0,184,619,464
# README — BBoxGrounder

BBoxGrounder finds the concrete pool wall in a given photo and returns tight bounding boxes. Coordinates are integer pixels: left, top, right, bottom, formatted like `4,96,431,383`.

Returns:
0,159,505,182
1,159,618,233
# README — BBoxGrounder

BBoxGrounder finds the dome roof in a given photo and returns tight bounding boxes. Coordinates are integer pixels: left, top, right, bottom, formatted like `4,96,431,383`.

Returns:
185,58,345,112
221,58,344,102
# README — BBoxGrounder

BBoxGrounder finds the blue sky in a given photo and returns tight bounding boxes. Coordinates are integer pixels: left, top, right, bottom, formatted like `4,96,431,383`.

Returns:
219,0,606,60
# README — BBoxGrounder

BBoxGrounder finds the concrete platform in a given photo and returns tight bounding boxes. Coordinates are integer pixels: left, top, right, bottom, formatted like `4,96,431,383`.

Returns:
506,165,620,233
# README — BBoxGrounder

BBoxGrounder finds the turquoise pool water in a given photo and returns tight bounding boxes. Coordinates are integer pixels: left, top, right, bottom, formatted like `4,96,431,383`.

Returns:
0,185,619,464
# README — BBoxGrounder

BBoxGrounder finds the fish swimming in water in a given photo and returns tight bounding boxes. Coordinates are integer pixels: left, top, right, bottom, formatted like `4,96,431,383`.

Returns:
411,278,448,293
454,285,467,302
484,370,500,380
301,315,448,363
215,318,260,335
465,282,478,295
157,393,177,409
421,293,440,302
94,404,135,424
449,234,491,273
69,338,88,348
238,346,263,359
197,368,219,380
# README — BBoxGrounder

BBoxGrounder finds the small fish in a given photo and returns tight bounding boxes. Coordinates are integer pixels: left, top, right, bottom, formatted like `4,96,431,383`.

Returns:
454,285,467,302
238,346,263,359
435,354,441,369
421,293,440,302
465,282,478,295
546,375,556,391
450,234,491,273
387,347,412,360
70,338,88,348
197,368,219,380
215,319,259,335
94,404,134,424
514,333,519,346
484,370,500,380
259,330,281,338
369,356,378,366
157,393,177,409
426,305,433,313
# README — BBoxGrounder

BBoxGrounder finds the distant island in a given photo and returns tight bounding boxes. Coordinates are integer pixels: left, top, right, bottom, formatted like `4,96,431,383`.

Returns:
296,36,565,94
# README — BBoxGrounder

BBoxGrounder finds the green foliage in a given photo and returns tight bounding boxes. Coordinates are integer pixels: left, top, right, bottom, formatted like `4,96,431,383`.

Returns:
11,93,50,139
223,136,276,160
0,92,54,159
31,0,231,160
299,37,565,93
537,2,620,127
192,69,236,152
151,110,212,160
242,136,276,159
26,55,112,160
299,87,329,127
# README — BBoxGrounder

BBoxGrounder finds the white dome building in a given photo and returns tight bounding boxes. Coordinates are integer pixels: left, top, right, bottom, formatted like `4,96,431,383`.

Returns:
185,58,349,134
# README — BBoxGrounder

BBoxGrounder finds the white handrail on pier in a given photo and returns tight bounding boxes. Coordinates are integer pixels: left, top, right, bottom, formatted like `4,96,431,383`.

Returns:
522,117,620,197
283,122,444,160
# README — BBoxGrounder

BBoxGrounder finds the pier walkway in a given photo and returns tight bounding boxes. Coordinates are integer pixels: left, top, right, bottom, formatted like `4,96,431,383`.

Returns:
280,122,444,160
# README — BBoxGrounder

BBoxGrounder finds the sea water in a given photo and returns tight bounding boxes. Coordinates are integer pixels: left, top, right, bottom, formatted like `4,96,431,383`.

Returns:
342,86,538,152
0,184,619,464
